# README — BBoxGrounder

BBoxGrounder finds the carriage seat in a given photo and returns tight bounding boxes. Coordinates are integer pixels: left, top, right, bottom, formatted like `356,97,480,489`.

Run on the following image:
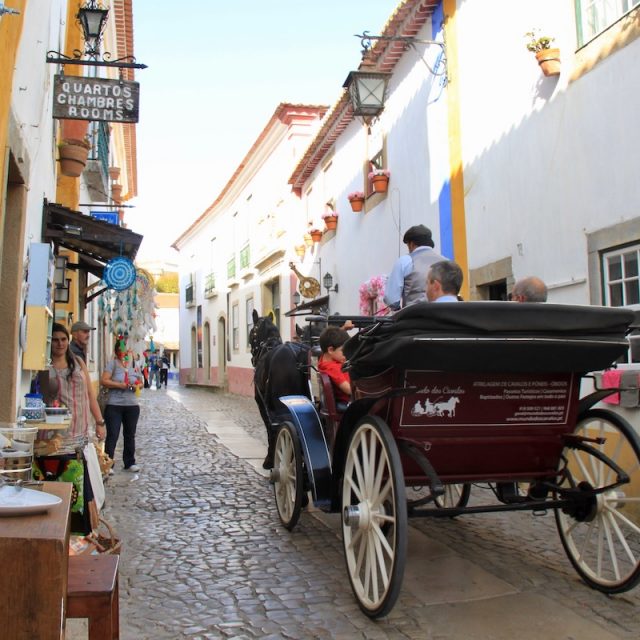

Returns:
317,372,344,424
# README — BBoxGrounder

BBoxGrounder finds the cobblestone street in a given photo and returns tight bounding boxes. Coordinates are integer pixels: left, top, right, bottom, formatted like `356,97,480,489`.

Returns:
73,384,640,640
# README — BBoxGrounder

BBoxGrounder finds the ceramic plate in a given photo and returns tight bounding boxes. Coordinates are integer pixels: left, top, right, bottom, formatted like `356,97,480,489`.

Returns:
0,486,62,516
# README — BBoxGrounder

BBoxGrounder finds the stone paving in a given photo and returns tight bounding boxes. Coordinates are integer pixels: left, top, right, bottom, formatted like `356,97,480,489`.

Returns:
69,384,640,640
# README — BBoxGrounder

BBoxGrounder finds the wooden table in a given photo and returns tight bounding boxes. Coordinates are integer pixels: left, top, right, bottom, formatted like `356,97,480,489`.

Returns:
0,482,72,640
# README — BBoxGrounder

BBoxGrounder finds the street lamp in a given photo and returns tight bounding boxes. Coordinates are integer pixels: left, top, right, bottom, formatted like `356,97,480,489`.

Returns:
343,70,391,121
77,1,109,59
323,272,338,294
344,31,447,123
292,291,301,307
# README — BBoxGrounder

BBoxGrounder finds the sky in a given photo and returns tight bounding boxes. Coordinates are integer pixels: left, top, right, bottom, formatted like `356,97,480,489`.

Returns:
128,0,398,263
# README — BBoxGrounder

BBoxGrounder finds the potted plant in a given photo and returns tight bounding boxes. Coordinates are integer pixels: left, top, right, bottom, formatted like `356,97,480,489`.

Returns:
525,29,560,77
322,199,338,230
369,169,390,193
111,183,123,203
309,228,323,243
294,243,306,258
348,191,365,212
58,137,91,177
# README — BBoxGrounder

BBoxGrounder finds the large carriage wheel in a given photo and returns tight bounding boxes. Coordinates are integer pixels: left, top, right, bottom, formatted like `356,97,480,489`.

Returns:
434,483,471,509
555,409,640,593
341,416,408,618
272,422,305,531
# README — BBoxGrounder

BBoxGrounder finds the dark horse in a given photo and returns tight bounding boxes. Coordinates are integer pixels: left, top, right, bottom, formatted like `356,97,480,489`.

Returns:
249,310,313,469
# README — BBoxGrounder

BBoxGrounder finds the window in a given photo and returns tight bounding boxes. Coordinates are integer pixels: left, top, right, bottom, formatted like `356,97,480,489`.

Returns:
232,303,239,351
602,244,640,307
239,243,250,269
227,256,236,279
245,297,254,348
576,0,640,46
602,243,640,363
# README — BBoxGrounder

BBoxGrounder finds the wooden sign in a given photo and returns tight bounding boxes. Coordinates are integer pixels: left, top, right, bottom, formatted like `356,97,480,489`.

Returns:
53,74,139,123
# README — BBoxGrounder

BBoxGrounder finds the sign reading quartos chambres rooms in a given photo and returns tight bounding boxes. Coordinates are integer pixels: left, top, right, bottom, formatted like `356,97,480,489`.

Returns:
53,75,140,123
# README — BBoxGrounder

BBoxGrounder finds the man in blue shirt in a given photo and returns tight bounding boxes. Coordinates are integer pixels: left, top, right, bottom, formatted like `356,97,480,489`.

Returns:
383,225,445,310
426,260,463,302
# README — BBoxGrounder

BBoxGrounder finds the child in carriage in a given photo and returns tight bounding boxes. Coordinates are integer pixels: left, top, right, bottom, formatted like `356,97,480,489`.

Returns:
318,326,352,411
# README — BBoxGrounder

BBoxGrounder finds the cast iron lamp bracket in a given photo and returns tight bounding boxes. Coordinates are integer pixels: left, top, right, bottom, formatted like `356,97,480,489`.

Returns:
46,1,147,70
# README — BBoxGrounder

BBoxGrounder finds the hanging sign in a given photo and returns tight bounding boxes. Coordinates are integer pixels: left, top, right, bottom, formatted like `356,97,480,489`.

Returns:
91,211,119,225
53,74,140,123
103,257,136,291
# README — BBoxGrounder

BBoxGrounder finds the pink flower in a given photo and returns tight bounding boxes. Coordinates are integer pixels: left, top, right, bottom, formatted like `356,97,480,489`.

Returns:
348,191,365,201
358,275,390,315
368,169,390,180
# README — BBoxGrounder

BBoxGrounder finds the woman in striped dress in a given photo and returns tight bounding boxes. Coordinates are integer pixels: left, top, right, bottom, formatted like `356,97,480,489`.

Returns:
34,322,105,533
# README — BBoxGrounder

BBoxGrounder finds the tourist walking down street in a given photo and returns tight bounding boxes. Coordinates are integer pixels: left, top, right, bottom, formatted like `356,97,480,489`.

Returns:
101,338,144,472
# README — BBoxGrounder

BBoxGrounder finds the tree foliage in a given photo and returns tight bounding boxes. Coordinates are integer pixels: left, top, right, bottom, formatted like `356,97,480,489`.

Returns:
155,272,179,293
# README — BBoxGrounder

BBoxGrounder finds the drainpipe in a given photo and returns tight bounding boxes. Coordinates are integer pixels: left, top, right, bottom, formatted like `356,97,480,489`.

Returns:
443,0,469,300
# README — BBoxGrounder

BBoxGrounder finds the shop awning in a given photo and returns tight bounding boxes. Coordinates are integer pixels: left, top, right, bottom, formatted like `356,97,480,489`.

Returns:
42,201,143,278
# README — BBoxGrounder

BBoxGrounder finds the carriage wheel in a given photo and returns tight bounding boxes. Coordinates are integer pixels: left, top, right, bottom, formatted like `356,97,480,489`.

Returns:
555,409,640,593
434,483,471,509
272,422,305,531
341,416,408,618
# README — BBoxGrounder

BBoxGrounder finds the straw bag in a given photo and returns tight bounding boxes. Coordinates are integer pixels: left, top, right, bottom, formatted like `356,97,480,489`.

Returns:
85,517,122,555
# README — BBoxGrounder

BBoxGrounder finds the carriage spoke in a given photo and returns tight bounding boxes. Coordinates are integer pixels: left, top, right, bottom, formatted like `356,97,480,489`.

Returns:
378,478,392,505
570,448,595,486
606,505,640,535
373,522,394,559
367,532,379,603
606,510,637,566
372,530,390,589
602,515,620,581
372,448,386,502
604,435,624,487
351,448,366,501
346,474,364,503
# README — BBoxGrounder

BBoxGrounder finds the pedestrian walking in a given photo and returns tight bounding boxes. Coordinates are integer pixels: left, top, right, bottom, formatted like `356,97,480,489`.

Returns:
101,336,143,472
159,351,170,388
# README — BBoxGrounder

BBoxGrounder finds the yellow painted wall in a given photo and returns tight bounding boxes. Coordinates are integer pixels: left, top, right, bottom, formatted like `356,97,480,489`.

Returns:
443,0,469,300
0,1,27,208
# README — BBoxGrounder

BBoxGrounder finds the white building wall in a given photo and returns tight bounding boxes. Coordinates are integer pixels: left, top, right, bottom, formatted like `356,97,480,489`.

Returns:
11,0,68,408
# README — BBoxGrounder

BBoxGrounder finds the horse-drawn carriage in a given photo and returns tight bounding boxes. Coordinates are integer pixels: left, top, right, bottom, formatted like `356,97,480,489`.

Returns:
251,302,640,617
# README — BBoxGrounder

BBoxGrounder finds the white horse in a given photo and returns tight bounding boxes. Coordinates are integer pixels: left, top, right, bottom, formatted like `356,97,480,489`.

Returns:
434,396,460,417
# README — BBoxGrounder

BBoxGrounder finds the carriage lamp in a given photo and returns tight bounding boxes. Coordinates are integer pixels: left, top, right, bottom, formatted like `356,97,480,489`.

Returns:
292,291,301,307
323,272,338,294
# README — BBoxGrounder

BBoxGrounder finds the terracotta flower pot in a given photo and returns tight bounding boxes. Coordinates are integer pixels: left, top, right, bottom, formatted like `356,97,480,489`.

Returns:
372,175,389,193
535,48,561,77
58,140,90,178
108,166,121,181
349,198,365,212
294,244,306,258
111,184,123,203
324,215,338,231
310,229,323,243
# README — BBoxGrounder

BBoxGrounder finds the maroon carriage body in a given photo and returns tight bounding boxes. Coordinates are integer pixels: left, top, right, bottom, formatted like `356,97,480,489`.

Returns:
347,302,634,485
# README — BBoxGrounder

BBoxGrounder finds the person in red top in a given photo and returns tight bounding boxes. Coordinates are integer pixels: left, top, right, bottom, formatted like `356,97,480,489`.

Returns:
318,326,351,410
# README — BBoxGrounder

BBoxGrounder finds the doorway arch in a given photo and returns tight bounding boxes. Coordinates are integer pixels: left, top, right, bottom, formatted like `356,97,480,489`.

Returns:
217,316,227,388
204,321,211,381
190,325,197,382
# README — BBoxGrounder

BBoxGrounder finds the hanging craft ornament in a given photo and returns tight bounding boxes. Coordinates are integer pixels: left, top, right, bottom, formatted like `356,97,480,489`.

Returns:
103,256,137,291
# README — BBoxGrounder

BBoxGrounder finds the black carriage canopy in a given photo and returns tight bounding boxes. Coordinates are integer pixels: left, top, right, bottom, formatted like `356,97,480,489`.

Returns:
342,302,635,378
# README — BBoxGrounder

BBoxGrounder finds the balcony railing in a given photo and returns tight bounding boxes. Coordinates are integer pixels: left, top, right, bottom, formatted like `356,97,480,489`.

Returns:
227,258,236,280
204,273,216,298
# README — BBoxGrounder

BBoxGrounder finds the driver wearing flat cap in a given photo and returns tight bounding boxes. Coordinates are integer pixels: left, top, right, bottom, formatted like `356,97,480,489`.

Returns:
383,224,446,310
70,320,95,363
